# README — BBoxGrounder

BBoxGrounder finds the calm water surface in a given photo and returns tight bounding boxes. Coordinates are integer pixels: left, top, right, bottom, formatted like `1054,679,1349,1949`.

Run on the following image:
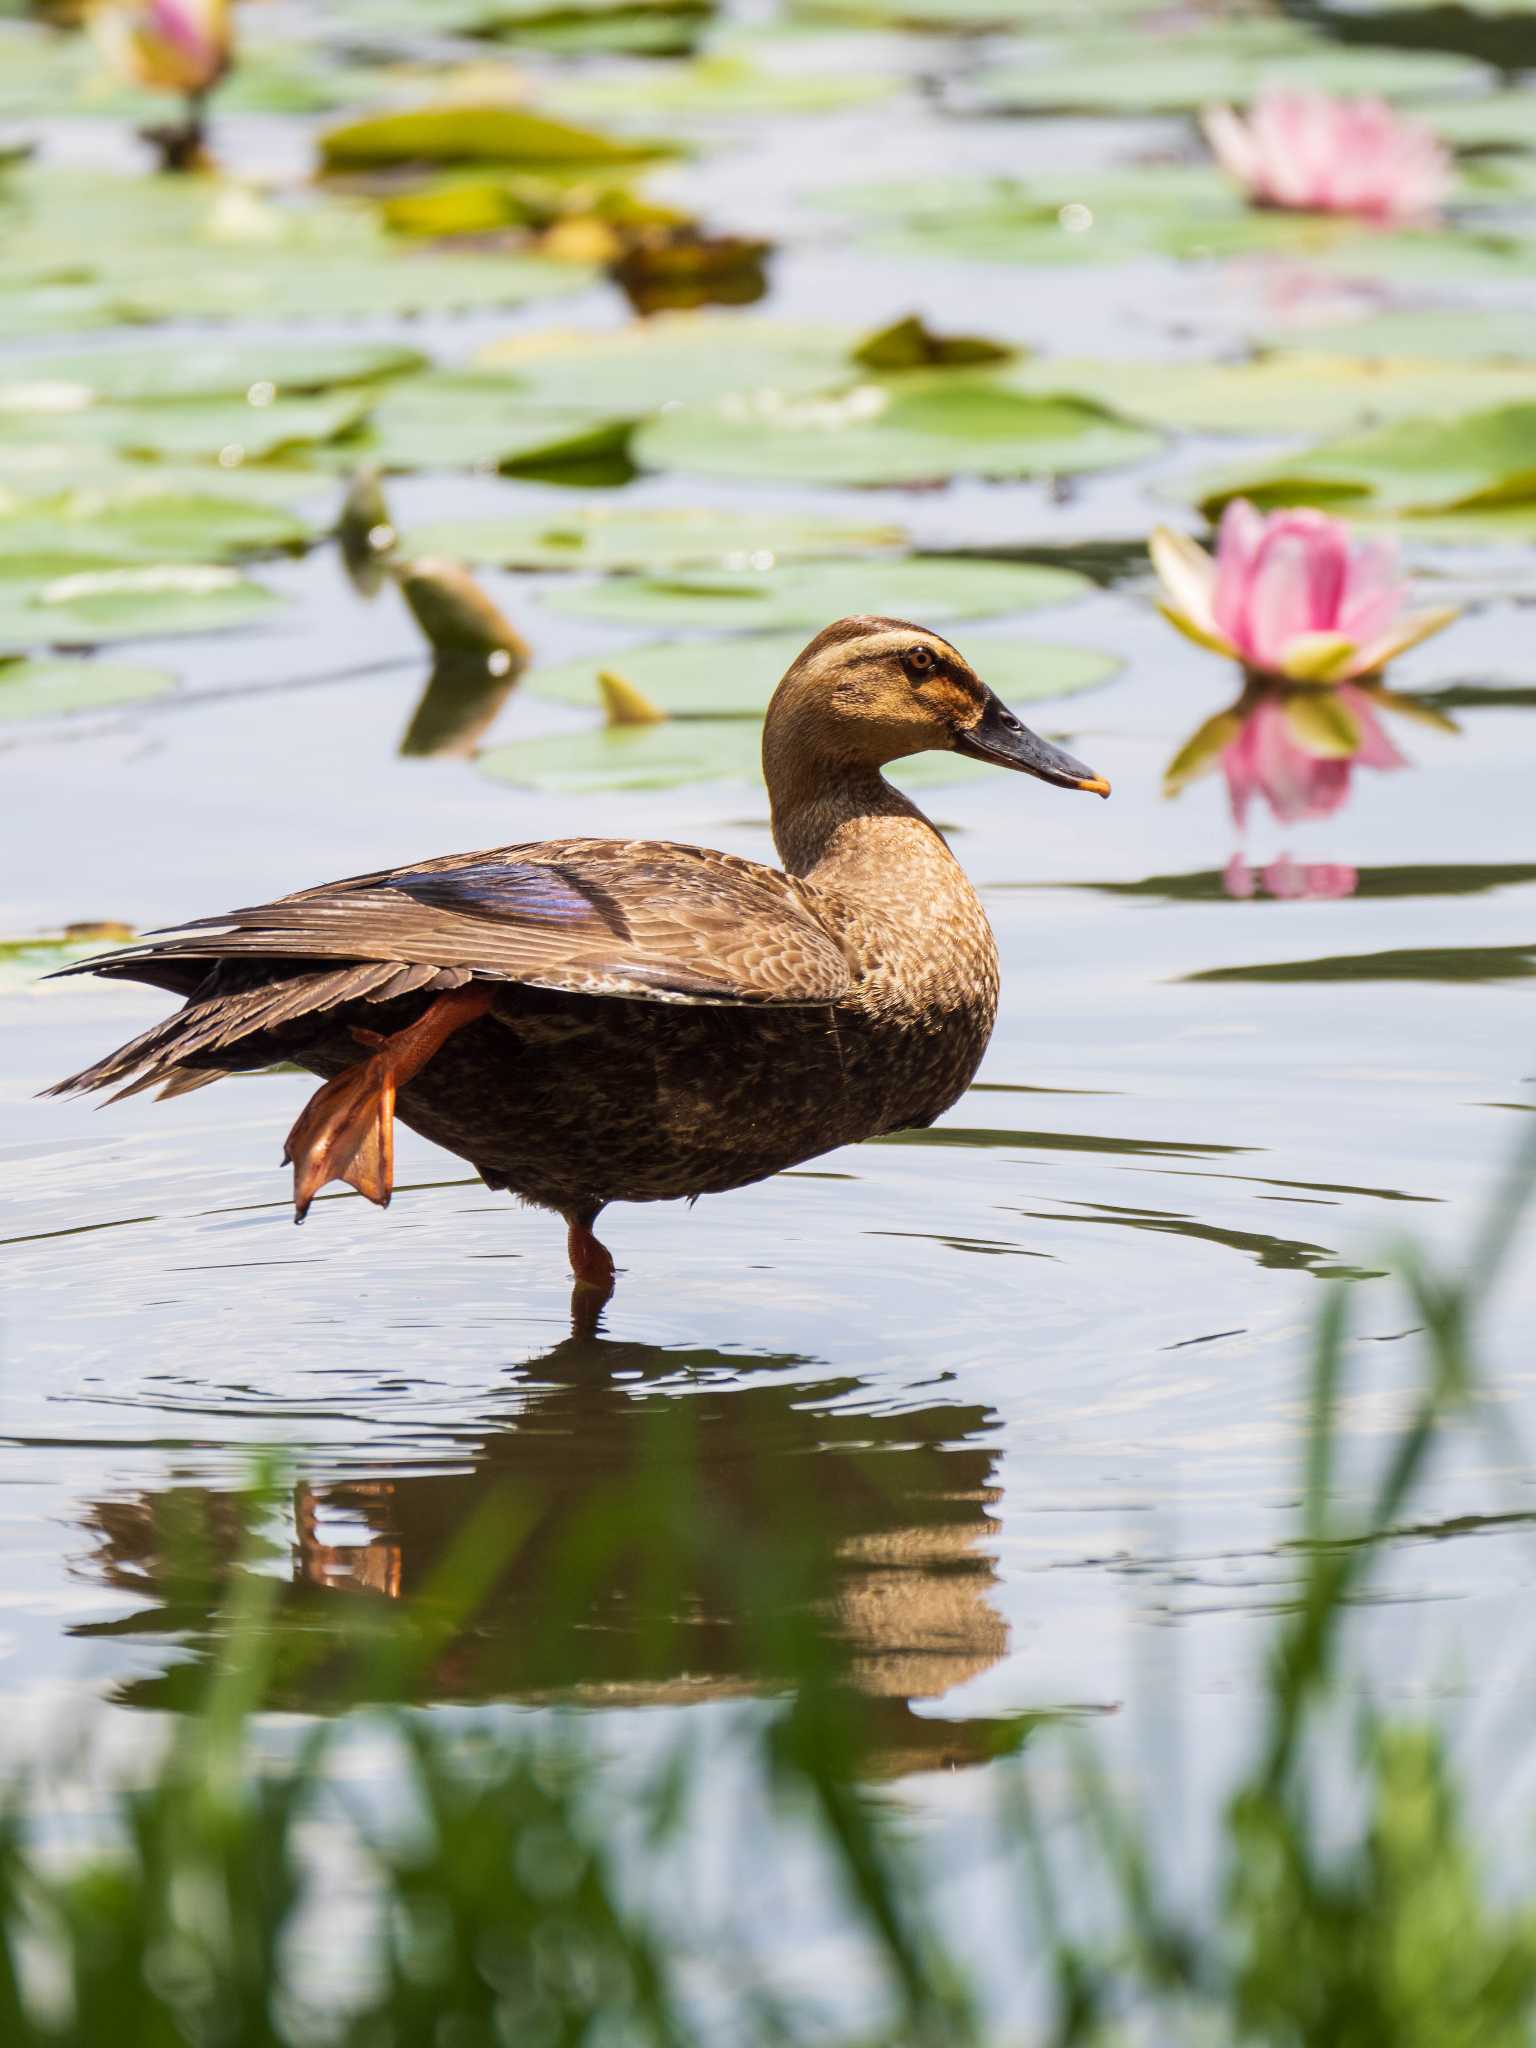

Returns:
2,34,1535,1866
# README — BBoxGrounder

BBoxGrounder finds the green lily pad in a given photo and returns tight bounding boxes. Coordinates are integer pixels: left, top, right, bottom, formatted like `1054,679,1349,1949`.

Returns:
319,103,672,171
359,374,630,472
0,341,425,408
524,630,1119,716
1013,352,1536,435
104,247,592,324
398,505,907,571
0,564,282,653
634,375,1160,487
0,491,314,563
976,25,1481,113
791,0,1165,24
0,392,370,463
541,556,1091,631
1195,402,1536,518
472,315,858,411
549,53,901,124
1269,310,1536,363
1416,94,1536,148
0,656,175,721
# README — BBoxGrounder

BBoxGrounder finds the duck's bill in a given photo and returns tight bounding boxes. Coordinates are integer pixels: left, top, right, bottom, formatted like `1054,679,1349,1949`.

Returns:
954,691,1111,796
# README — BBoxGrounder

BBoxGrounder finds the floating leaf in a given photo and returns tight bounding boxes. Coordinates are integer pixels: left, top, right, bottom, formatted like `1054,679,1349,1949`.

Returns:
397,506,907,572
541,555,1091,630
1269,310,1536,363
634,375,1160,486
0,655,176,721
359,373,628,472
0,563,281,653
525,630,1119,716
976,26,1481,114
1196,403,1536,518
0,494,313,564
0,392,370,463
1014,352,1536,435
473,314,856,410
319,104,672,171
548,52,902,123
0,341,424,408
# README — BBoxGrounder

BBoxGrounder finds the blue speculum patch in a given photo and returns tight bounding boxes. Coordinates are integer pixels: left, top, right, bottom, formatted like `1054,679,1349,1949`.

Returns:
378,860,605,925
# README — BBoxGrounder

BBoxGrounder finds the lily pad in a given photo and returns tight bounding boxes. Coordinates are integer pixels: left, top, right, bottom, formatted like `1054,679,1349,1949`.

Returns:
1013,352,1536,435
0,392,371,463
0,341,425,408
104,247,592,324
0,656,176,722
1195,403,1536,518
398,505,907,571
1269,310,1536,363
319,104,672,171
548,54,901,124
359,375,630,472
541,556,1092,630
0,564,282,653
524,630,1119,716
472,315,857,410
634,375,1160,487
976,26,1481,113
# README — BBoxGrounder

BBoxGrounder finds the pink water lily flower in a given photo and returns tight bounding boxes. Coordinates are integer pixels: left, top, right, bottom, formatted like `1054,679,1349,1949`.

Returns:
91,0,232,100
1150,502,1458,684
1201,90,1452,224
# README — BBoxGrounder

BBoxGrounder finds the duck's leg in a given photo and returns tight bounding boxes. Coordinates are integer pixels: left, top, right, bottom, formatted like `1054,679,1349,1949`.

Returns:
284,985,491,1223
565,1205,616,1292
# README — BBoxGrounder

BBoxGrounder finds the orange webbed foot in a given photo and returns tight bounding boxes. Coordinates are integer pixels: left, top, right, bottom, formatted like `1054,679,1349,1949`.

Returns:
283,1056,396,1222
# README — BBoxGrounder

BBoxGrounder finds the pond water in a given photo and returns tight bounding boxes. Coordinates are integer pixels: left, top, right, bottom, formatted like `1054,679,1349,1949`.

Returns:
2,0,1536,1930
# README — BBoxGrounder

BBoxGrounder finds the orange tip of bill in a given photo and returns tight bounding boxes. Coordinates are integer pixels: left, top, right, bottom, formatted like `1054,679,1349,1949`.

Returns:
1077,775,1112,798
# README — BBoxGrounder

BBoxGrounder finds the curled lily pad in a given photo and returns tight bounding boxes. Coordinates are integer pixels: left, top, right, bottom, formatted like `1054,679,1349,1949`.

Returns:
525,630,1119,716
398,506,907,572
541,556,1091,630
319,104,673,171
0,656,176,721
633,375,1160,487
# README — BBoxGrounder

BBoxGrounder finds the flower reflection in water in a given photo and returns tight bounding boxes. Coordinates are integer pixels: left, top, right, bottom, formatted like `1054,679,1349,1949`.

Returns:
1152,503,1462,902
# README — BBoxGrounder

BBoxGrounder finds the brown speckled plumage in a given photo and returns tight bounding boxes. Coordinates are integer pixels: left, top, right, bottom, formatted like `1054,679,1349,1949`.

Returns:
48,617,1107,1269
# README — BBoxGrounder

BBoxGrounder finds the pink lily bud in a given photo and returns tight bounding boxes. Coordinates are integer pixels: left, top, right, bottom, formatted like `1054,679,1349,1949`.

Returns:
90,0,233,100
1201,89,1452,225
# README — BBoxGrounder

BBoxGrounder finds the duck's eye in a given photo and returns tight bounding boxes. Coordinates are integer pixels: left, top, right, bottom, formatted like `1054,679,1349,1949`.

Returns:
904,645,936,678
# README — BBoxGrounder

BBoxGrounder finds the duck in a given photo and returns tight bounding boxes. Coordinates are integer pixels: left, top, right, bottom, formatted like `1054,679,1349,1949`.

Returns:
47,616,1109,1308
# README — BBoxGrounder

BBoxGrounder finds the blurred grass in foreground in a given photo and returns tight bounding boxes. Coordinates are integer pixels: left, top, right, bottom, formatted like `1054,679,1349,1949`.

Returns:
5,1129,1536,2045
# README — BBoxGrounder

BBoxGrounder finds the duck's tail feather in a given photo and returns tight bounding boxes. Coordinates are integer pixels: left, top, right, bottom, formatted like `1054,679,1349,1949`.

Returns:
43,960,473,1104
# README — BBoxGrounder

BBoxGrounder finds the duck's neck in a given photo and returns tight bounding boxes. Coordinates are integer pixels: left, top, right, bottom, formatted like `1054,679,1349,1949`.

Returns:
766,742,958,899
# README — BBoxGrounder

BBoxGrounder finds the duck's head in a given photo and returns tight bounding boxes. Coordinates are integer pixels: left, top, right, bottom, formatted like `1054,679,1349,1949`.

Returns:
765,615,1110,797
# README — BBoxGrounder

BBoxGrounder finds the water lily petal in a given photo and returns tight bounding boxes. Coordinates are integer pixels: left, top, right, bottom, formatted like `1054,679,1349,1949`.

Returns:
1279,631,1359,683
1155,601,1238,660
1351,604,1461,675
1149,526,1220,637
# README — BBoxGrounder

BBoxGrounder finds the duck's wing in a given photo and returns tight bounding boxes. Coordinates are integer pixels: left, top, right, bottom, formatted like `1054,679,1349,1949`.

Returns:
57,838,853,1009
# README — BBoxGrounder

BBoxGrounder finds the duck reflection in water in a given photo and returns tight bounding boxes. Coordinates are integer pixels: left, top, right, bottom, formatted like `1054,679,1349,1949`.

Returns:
70,1337,1040,1779
1152,502,1462,902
